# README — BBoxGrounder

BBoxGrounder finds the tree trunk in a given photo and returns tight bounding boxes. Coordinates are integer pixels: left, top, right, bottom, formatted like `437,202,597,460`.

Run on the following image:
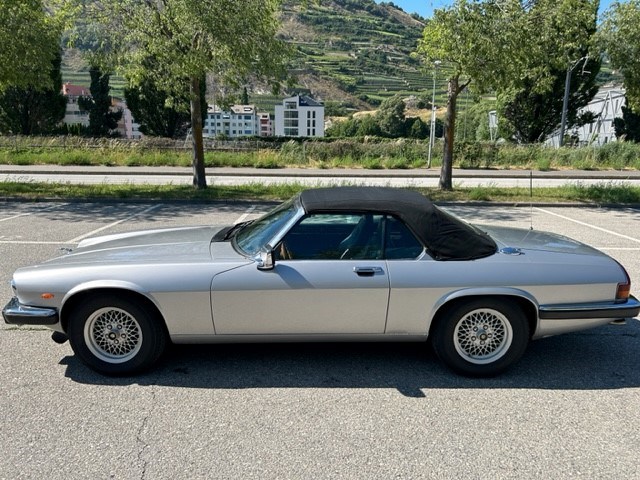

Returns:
439,76,459,191
190,76,206,189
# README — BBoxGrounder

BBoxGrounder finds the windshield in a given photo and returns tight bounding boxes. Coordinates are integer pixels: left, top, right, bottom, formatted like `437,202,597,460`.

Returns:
234,197,300,256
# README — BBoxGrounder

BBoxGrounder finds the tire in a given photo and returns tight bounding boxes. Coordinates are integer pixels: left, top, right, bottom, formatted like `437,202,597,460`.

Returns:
67,294,167,376
431,299,529,377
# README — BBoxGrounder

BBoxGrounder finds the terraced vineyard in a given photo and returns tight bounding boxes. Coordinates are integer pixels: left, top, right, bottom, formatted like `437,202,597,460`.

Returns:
61,0,447,112
277,0,435,110
61,60,126,100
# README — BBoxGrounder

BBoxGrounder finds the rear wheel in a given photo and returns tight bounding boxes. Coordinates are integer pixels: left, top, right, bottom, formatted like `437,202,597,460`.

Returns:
67,295,167,375
432,299,529,377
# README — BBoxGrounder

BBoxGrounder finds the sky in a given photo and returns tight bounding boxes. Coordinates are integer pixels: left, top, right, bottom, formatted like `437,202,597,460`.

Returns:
383,0,615,19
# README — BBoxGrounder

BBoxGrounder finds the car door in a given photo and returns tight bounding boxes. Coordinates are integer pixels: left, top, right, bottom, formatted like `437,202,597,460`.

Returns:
211,213,389,335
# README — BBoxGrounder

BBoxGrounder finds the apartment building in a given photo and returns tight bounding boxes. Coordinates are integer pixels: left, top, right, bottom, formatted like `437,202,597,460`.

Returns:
204,104,263,138
258,112,273,137
274,95,325,138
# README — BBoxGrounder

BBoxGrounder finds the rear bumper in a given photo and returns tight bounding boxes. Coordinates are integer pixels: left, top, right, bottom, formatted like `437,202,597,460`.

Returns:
2,297,59,326
539,295,640,320
535,296,640,338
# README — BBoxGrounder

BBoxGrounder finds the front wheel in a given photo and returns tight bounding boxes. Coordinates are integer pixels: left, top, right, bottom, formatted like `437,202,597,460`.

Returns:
67,295,167,375
431,299,530,377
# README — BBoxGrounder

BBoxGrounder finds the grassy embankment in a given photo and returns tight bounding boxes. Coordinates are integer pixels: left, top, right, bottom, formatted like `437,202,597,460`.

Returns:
1,137,639,203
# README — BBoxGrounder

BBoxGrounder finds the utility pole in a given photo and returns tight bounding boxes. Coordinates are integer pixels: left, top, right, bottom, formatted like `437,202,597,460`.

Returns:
559,56,588,147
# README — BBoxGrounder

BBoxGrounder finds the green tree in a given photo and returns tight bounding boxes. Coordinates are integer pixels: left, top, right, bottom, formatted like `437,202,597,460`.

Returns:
124,59,206,139
125,82,189,139
416,0,515,189
78,66,122,137
376,95,406,138
241,87,250,105
0,49,66,134
501,59,600,143
614,99,640,142
500,0,600,143
67,0,290,188
599,0,640,111
0,0,61,92
356,114,381,137
417,0,599,188
408,117,428,139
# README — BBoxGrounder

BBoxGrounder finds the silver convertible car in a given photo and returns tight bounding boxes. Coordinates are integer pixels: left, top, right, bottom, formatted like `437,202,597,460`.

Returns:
4,187,639,377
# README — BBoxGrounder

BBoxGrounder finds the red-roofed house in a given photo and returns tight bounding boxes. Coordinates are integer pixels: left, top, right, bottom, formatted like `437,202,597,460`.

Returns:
62,82,91,127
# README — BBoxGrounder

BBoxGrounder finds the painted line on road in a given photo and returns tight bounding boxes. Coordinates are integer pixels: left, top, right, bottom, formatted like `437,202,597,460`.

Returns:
534,207,640,245
67,204,164,244
0,204,62,223
0,240,73,245
234,205,256,224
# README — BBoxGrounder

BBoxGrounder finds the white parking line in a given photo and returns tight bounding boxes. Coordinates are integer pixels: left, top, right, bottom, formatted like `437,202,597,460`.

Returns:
0,204,61,222
234,205,256,224
534,207,640,244
0,240,72,245
67,204,164,243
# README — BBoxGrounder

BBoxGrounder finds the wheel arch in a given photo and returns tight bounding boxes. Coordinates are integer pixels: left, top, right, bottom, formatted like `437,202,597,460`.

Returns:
428,291,538,340
60,286,167,336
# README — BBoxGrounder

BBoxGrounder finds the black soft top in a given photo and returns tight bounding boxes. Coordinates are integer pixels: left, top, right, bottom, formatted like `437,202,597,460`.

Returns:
299,187,496,260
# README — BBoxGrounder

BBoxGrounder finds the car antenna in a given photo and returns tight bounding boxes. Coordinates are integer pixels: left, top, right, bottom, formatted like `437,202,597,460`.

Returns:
529,170,534,230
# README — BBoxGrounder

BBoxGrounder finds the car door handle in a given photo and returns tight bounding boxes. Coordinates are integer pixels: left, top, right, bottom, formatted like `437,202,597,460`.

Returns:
353,266,384,277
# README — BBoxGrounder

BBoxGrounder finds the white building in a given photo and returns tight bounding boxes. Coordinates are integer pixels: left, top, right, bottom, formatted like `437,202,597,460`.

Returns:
274,95,325,137
114,99,142,139
61,83,90,128
204,104,261,138
546,87,626,147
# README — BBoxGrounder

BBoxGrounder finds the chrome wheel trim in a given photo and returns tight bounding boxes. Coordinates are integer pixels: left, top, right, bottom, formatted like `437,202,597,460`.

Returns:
453,308,513,365
84,307,143,364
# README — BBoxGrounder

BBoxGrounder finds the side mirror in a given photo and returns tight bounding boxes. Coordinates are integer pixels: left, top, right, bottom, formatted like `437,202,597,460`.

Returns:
256,246,275,271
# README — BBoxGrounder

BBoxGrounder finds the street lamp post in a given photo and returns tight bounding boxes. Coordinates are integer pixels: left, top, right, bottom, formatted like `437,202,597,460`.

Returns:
427,60,441,168
559,56,588,147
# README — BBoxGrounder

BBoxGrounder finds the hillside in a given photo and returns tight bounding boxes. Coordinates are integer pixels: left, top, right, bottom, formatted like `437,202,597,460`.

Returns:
274,0,428,110
62,0,433,113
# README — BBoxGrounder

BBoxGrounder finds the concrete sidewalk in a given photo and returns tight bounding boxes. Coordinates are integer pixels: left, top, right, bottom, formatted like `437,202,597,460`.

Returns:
2,164,640,179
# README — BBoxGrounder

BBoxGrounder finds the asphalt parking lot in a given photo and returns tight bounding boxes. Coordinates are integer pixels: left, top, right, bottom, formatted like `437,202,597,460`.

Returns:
1,200,639,479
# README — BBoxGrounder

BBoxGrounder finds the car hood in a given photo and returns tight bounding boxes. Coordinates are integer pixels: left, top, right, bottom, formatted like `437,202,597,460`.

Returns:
481,225,604,256
43,226,239,266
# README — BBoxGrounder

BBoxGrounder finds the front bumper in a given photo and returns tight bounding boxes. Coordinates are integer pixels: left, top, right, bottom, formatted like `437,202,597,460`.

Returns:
2,297,59,326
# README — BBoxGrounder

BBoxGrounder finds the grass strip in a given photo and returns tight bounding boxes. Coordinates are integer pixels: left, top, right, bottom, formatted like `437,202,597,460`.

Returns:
1,181,639,204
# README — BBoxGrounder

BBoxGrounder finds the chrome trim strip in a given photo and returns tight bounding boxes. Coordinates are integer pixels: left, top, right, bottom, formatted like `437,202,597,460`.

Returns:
538,296,640,320
2,297,59,325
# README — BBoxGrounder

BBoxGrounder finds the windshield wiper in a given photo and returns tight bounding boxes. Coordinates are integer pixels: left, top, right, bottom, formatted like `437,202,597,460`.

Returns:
223,220,254,240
